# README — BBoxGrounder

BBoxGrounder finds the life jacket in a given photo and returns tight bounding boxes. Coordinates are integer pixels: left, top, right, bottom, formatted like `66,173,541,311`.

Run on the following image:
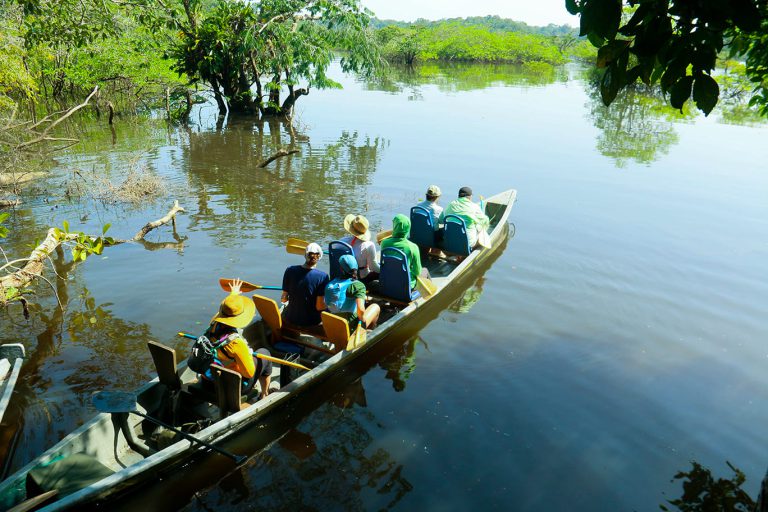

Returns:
324,278,357,314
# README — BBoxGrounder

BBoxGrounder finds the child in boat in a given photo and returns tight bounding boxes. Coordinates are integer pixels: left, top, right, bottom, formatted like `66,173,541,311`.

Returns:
204,278,273,399
324,255,380,330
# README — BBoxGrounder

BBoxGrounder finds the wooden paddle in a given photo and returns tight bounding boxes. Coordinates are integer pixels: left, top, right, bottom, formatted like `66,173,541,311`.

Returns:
219,278,281,292
416,275,437,297
376,229,392,243
286,237,329,256
177,332,310,372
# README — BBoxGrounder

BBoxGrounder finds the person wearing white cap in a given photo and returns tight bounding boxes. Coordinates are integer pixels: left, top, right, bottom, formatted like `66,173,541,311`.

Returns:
340,214,380,284
415,185,443,231
280,242,330,328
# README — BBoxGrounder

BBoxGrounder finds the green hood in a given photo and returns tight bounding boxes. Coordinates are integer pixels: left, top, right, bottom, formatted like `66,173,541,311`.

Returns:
391,214,411,238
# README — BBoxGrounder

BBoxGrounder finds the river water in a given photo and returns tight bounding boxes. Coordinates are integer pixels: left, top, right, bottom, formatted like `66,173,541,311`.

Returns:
1,62,767,511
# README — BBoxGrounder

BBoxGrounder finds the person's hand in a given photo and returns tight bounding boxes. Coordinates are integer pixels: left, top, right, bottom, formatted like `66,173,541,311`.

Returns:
229,277,244,295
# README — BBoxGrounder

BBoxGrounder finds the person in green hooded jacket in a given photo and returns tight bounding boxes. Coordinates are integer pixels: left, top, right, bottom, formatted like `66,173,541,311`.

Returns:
380,214,422,290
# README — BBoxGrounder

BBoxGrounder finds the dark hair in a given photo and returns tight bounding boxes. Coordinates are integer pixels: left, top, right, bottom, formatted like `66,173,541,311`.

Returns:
426,193,438,201
342,268,358,280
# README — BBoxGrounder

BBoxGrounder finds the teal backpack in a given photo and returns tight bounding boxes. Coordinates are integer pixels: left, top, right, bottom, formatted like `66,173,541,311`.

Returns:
324,278,356,314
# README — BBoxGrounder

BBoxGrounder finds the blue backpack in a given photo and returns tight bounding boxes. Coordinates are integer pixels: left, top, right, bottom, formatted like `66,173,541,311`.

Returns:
324,278,356,314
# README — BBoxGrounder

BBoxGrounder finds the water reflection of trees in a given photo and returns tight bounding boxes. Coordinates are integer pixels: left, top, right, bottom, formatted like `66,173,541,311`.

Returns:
183,119,385,247
378,336,422,392
0,249,155,474
365,62,567,96
585,77,693,168
185,379,413,511
660,461,756,511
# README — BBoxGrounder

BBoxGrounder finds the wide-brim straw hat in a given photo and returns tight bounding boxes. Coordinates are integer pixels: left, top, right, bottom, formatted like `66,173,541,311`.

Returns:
344,214,371,242
211,294,256,328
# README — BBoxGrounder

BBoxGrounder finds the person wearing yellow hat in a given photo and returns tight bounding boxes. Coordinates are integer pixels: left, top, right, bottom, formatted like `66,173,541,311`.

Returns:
204,278,273,399
340,214,380,284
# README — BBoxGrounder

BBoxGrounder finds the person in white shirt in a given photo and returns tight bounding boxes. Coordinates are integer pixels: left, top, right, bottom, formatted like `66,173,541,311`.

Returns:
415,184,443,230
340,214,380,284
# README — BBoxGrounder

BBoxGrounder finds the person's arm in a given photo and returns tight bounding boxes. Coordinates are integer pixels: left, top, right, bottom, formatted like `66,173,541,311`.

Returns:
355,297,366,319
232,338,256,379
364,242,380,273
316,295,326,311
281,269,290,304
316,273,330,311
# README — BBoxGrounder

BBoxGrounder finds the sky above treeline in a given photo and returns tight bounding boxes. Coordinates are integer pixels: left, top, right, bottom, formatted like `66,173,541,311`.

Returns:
361,0,578,27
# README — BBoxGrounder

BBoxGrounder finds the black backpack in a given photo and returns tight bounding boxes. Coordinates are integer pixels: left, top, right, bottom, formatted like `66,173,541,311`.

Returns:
187,331,234,374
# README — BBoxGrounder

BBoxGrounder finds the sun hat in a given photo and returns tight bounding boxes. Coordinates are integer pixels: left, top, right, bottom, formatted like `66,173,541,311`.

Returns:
343,214,371,242
211,294,256,328
426,185,441,198
339,254,358,274
305,242,323,260
458,186,473,198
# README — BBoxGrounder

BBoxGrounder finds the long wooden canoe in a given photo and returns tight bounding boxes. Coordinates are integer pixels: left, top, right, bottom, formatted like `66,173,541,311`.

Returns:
0,189,516,511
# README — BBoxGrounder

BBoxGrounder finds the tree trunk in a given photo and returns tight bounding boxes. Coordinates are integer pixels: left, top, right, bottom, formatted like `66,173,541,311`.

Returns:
280,88,308,117
209,77,228,116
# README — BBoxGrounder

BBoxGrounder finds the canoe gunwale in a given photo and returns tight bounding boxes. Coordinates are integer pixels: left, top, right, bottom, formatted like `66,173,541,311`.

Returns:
2,189,517,511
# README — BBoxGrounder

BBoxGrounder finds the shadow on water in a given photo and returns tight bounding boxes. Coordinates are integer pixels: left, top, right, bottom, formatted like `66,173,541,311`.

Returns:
101,234,509,512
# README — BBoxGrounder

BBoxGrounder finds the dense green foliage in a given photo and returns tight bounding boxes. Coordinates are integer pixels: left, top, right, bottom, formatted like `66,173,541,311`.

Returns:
376,22,587,66
150,0,380,116
372,15,576,37
568,0,768,116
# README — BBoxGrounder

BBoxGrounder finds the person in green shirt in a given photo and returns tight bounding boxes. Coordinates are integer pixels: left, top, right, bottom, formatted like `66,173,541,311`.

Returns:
380,214,422,290
439,186,490,249
324,254,380,330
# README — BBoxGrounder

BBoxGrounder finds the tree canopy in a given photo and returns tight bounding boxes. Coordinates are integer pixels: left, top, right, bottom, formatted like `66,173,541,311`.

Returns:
568,0,768,116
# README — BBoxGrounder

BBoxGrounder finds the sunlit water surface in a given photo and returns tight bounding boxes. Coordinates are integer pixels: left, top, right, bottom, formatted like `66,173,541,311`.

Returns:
1,62,767,511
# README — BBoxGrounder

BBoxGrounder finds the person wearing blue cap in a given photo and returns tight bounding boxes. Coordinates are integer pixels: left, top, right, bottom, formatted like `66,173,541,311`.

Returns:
324,254,380,330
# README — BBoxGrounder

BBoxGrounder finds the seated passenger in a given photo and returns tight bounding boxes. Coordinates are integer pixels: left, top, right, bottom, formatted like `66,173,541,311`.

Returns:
439,186,490,249
415,185,443,231
281,242,330,330
204,278,272,398
380,214,427,291
325,254,380,330
340,214,380,284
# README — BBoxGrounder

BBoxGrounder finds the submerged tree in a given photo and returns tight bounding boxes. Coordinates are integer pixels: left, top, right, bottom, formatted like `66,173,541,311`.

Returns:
567,0,768,116
157,0,380,117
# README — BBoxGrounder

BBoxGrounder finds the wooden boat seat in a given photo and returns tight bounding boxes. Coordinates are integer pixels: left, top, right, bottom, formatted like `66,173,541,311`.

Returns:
146,342,244,420
320,312,349,352
211,366,247,418
252,295,337,354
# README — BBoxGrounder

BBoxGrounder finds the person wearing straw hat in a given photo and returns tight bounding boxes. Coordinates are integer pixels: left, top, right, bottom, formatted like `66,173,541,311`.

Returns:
281,242,330,329
340,214,380,284
202,278,273,398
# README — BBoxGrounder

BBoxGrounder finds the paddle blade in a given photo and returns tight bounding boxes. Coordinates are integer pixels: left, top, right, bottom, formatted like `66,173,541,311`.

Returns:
376,229,393,244
287,237,310,248
346,325,367,351
255,352,310,372
92,391,139,414
219,278,260,293
417,276,437,297
286,244,307,255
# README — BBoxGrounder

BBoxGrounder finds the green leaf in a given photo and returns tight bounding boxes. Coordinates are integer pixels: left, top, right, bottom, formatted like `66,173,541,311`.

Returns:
669,76,694,112
62,220,70,233
102,223,111,235
0,212,8,223
80,251,88,262
693,74,719,116
600,65,620,106
565,0,580,16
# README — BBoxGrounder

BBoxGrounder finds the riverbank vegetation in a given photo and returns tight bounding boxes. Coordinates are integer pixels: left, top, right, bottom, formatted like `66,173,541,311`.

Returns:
375,19,596,66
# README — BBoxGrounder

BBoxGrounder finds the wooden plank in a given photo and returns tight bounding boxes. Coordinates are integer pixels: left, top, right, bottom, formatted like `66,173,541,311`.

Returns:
252,294,283,341
212,367,242,419
321,312,349,353
147,341,181,391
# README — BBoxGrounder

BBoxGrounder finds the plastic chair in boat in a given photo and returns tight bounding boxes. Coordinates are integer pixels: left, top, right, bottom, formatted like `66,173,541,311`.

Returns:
379,247,420,303
328,240,354,280
441,214,471,257
409,205,437,250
